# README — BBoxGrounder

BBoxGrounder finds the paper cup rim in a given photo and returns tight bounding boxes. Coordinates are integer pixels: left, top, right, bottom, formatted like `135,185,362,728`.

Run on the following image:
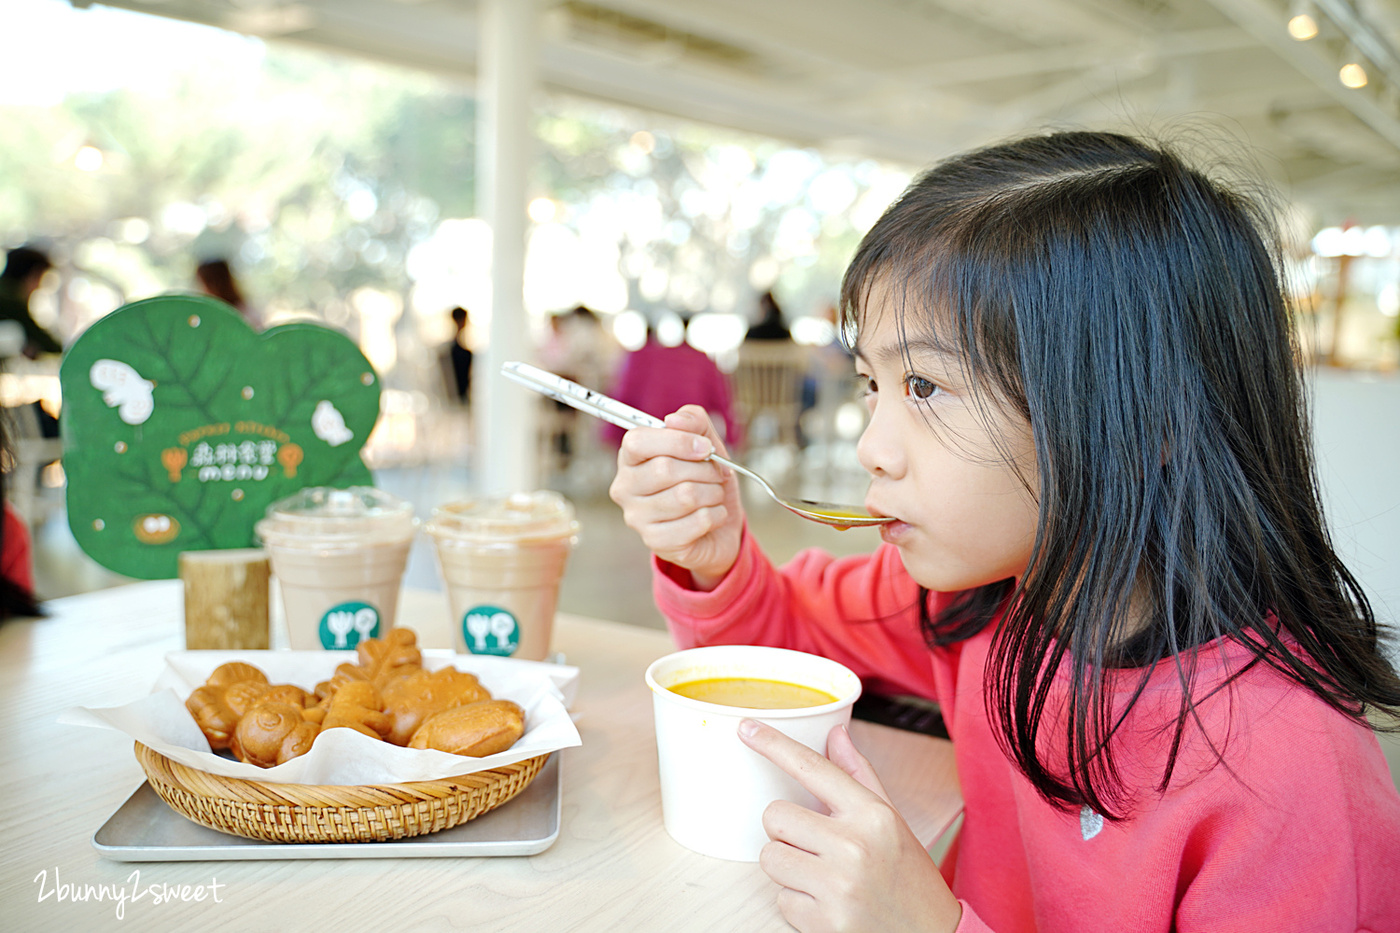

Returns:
645,645,862,719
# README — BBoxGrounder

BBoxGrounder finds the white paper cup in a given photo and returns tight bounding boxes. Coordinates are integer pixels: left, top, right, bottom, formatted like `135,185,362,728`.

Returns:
645,645,862,862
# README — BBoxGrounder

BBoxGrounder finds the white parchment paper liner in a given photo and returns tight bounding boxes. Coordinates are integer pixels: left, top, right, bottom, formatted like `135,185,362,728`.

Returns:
60,649,581,786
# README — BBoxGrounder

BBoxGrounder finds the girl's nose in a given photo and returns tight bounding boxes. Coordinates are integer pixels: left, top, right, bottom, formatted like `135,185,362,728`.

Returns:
857,398,905,479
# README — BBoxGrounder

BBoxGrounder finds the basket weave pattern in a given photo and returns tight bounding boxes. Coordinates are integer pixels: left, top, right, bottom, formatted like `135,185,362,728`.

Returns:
136,742,548,843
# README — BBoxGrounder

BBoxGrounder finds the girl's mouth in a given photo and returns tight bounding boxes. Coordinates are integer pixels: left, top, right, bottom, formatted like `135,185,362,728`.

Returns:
869,505,909,543
879,520,910,545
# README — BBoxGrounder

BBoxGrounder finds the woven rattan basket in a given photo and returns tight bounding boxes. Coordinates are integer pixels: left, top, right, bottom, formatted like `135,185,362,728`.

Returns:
135,742,549,843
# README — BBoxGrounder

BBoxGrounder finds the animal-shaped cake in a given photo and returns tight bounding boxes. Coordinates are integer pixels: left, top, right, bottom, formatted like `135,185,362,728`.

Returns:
183,628,525,767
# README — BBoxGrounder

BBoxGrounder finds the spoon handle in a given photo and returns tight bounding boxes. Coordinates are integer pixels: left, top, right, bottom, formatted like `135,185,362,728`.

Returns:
503,361,885,528
503,361,745,470
502,361,664,432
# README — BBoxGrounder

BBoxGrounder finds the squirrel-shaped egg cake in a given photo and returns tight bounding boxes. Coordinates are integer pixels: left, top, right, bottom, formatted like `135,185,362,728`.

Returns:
183,629,526,767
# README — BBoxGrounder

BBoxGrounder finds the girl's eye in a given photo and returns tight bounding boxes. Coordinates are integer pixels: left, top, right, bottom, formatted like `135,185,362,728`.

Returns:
905,374,941,400
856,375,876,398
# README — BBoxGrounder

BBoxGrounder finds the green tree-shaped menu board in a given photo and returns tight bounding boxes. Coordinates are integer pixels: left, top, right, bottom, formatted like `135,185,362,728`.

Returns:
61,294,380,579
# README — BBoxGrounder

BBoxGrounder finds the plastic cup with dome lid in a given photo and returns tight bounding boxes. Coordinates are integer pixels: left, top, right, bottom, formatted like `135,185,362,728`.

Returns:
255,486,417,650
423,491,579,662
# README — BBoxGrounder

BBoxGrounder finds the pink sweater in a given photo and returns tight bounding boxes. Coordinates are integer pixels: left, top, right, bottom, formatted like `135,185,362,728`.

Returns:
653,531,1400,932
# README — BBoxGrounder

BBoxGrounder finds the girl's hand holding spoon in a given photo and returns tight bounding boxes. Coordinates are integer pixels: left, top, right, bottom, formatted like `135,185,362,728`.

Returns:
609,405,744,591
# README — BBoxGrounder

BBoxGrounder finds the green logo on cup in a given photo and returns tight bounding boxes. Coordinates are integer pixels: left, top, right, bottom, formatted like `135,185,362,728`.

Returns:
462,606,519,656
319,601,380,649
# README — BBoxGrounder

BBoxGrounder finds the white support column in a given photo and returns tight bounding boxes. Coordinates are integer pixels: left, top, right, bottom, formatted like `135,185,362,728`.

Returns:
474,0,539,495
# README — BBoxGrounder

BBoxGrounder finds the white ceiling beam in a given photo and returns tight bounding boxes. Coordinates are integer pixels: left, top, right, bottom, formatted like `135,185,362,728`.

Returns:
901,26,1257,87
540,38,947,164
554,0,979,118
72,0,1400,205
86,0,951,163
1313,0,1400,82
1202,0,1400,154
990,59,1153,128
923,0,1140,46
826,25,1260,120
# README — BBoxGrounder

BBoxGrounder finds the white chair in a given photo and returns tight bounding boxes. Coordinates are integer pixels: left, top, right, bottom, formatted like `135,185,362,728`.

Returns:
731,342,810,453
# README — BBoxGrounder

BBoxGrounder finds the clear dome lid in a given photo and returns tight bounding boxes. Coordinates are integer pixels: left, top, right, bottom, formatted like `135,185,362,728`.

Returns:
255,486,416,548
423,491,578,544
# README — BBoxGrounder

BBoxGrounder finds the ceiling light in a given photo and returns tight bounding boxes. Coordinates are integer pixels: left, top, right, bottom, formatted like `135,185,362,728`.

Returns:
1288,0,1319,40
1288,13,1319,40
1340,56,1369,89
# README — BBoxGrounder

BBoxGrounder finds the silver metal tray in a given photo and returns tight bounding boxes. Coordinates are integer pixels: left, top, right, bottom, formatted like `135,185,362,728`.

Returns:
93,755,561,861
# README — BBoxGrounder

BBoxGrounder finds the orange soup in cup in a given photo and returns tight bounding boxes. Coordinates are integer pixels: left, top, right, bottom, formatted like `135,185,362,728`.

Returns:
667,677,838,710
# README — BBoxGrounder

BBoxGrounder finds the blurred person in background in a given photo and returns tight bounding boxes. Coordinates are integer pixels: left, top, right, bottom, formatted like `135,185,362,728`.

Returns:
798,302,855,449
743,290,791,342
602,312,740,449
0,415,42,620
195,257,263,330
539,305,621,465
539,304,620,390
0,246,61,360
0,246,63,440
444,306,474,405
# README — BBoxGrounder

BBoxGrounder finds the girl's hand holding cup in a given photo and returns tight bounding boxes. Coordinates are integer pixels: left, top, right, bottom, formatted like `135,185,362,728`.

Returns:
609,404,743,591
738,719,963,933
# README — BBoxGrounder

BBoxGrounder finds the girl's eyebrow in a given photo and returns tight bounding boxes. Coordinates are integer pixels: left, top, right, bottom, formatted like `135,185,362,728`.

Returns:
853,338,958,366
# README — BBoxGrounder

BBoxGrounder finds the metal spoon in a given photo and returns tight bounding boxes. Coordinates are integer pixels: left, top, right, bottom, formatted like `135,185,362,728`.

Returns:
501,361,892,529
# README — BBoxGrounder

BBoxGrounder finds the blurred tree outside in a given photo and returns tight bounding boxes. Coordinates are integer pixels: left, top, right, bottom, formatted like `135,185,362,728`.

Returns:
2,4,913,464
1,31,474,354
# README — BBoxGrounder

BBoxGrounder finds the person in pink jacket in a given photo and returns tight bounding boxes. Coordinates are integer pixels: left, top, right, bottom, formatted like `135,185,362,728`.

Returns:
609,130,1400,932
601,319,742,450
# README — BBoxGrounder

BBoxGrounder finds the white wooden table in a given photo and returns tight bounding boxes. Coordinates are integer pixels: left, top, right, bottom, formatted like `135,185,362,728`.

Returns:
1,580,961,932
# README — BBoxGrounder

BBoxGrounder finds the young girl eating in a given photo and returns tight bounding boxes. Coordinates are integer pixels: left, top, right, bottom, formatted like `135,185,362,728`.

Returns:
609,130,1400,932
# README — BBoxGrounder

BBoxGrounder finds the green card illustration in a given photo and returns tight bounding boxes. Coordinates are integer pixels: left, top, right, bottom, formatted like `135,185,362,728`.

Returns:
60,294,380,579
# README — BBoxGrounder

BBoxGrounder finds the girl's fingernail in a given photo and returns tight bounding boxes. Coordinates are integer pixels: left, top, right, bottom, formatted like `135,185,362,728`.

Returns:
738,718,758,738
693,437,712,457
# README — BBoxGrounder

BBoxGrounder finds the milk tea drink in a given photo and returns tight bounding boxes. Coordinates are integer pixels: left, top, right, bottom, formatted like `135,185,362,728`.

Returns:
255,487,416,650
424,492,578,661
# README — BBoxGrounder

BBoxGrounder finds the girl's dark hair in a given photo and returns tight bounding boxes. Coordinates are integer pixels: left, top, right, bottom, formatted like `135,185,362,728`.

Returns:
841,129,1400,818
